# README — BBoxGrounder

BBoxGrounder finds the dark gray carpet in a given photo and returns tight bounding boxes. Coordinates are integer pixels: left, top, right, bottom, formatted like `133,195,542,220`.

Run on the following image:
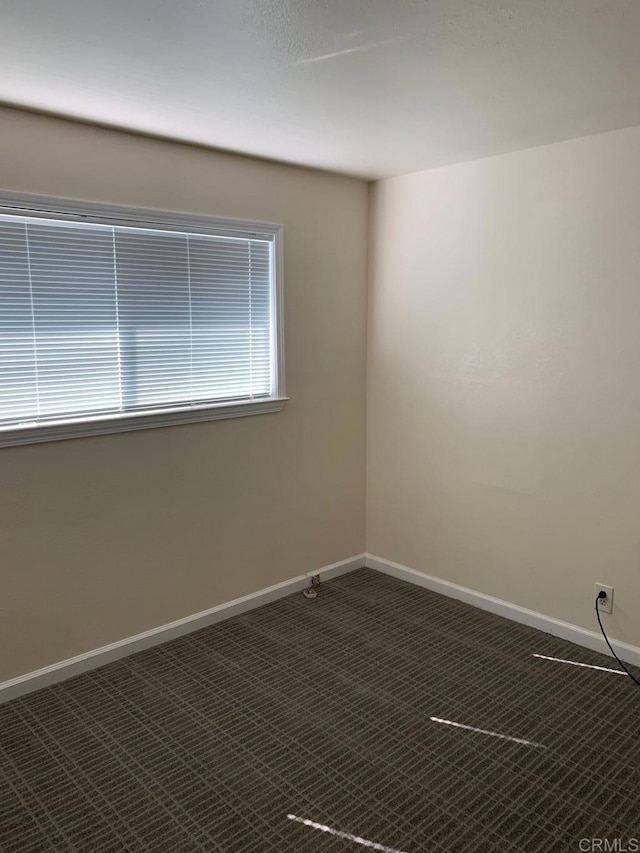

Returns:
1,567,638,852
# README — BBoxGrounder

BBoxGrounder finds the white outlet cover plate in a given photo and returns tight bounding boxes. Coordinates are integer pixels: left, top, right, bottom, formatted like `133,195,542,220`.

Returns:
595,583,614,614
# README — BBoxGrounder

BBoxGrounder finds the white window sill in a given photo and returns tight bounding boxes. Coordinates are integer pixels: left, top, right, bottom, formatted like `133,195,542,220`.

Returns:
0,397,289,448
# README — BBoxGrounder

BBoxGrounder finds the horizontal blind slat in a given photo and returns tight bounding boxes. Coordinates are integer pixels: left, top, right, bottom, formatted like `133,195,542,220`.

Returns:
0,212,275,427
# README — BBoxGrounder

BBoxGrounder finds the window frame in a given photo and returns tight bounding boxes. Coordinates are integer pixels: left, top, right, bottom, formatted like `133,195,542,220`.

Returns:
0,192,287,447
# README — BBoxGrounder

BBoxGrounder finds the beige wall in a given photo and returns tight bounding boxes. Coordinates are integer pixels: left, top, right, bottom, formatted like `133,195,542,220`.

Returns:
5,104,640,682
0,107,368,681
368,125,640,647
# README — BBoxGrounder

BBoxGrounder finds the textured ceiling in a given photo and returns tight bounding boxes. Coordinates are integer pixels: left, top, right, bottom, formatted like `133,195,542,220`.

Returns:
1,0,640,178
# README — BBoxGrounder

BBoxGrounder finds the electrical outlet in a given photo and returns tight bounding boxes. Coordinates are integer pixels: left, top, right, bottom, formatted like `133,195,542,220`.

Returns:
595,583,614,614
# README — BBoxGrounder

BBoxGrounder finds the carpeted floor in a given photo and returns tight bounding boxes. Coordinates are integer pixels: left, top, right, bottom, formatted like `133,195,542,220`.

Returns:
1,567,638,852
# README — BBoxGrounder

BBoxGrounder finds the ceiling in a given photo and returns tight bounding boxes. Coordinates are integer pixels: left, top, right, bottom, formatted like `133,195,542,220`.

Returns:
1,0,640,179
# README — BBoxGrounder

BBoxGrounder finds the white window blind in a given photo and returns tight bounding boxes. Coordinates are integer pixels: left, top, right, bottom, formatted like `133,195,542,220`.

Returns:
0,197,285,446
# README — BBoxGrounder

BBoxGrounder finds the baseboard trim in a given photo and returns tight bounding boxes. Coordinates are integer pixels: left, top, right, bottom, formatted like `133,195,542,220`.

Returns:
0,554,365,704
366,554,640,669
7,552,636,704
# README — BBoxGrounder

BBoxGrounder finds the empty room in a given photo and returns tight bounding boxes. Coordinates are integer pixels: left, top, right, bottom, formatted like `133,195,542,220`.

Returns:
0,1,639,851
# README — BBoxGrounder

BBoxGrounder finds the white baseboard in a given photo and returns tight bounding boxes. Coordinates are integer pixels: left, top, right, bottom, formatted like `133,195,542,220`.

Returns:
366,554,640,669
6,551,637,704
0,554,365,704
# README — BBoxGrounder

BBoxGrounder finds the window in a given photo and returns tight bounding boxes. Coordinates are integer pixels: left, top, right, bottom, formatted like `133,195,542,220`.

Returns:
0,193,286,446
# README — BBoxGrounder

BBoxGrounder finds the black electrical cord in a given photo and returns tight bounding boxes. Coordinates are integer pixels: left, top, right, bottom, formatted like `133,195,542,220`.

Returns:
595,592,640,687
